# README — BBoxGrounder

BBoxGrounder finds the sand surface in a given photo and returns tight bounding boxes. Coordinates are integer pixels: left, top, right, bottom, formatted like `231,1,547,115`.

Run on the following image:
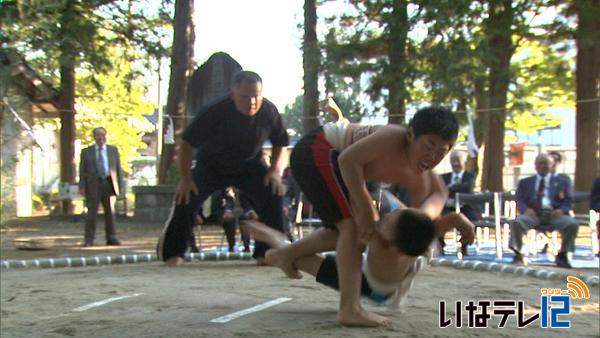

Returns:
1,216,598,337
1,261,599,337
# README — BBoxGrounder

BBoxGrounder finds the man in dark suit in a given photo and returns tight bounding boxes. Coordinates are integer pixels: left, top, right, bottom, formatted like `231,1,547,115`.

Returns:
510,153,579,268
439,151,480,255
78,127,124,246
441,151,480,221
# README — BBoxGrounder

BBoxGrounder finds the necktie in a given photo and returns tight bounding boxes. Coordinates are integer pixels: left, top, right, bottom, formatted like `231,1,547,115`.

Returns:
452,174,460,185
536,176,545,211
97,147,107,178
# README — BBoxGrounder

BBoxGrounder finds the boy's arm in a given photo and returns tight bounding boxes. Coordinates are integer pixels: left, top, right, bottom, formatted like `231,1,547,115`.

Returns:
434,212,475,244
416,172,448,220
338,126,403,242
264,145,287,196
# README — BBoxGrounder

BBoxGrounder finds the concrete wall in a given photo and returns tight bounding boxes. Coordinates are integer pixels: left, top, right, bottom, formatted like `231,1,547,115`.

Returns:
132,185,176,223
0,89,35,220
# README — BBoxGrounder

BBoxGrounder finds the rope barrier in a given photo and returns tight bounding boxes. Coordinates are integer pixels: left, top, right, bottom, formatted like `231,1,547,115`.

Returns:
2,252,597,288
3,98,597,119
0,252,253,270
429,257,599,286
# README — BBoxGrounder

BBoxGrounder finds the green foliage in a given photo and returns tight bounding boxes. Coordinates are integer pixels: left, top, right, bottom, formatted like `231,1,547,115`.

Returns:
508,111,561,135
76,48,155,170
416,1,488,107
505,40,574,133
282,96,304,138
1,1,172,173
320,0,409,117
318,1,575,135
32,193,46,211
1,0,172,82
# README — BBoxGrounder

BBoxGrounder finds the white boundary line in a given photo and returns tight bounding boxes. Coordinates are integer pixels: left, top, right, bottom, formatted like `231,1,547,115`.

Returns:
72,293,143,312
209,297,292,323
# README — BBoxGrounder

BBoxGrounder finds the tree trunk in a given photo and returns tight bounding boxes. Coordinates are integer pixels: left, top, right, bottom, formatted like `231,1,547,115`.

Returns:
302,0,319,134
58,64,76,213
467,79,488,184
480,0,514,192
158,0,194,184
386,0,408,125
574,0,600,211
58,3,77,214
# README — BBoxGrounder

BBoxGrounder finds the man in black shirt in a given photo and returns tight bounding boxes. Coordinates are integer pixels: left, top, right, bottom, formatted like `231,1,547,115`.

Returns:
157,71,289,265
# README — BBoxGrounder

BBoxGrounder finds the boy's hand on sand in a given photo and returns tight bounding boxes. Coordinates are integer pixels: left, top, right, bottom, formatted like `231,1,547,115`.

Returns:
458,221,475,244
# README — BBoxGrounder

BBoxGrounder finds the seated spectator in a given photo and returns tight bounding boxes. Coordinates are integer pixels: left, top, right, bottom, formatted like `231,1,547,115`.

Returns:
542,151,572,255
591,176,600,256
548,151,572,187
236,190,256,252
441,151,480,220
439,150,480,255
510,154,579,268
193,188,245,253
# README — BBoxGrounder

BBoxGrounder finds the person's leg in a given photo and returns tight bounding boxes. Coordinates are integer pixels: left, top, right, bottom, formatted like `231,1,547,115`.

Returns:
509,214,538,256
245,219,376,298
84,191,100,245
294,254,325,277
189,224,200,253
236,162,285,260
240,224,251,252
222,190,236,222
157,170,226,265
100,180,118,243
320,97,344,121
265,227,339,278
239,219,289,249
550,215,579,254
237,195,256,252
335,218,389,327
303,254,377,299
222,219,236,252
244,219,376,299
270,128,352,277
157,195,203,264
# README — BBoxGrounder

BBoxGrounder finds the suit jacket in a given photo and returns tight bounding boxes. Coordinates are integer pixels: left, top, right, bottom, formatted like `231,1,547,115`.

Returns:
590,177,600,212
79,144,124,197
441,171,480,221
441,171,476,198
516,174,572,215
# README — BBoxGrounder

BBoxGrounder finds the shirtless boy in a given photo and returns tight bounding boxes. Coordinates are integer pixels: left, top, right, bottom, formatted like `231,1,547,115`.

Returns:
267,102,459,326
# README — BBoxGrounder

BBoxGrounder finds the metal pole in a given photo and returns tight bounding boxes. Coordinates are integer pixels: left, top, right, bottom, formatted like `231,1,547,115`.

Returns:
494,192,503,259
156,60,163,182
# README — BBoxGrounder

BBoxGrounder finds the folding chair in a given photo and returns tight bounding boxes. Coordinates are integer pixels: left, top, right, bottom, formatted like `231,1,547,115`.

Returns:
572,191,598,254
293,192,322,238
454,192,505,259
